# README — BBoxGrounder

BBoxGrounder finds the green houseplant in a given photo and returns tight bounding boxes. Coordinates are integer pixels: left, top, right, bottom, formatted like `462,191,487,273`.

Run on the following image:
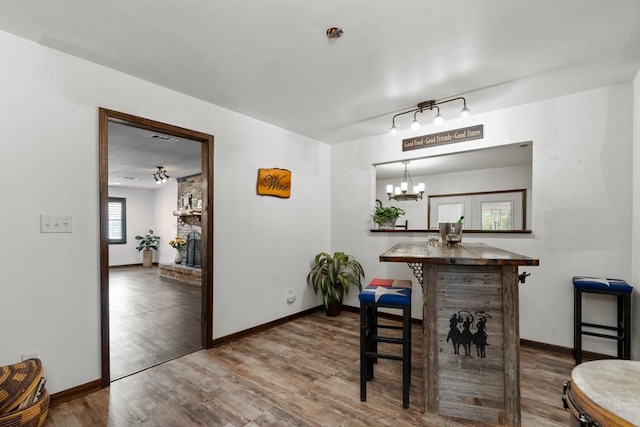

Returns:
135,229,161,267
372,199,405,229
307,251,365,316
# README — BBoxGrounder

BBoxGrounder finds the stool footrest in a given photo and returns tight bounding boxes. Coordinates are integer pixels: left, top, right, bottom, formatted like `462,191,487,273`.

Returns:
365,351,404,361
377,324,403,331
580,322,618,331
371,335,405,345
581,331,625,341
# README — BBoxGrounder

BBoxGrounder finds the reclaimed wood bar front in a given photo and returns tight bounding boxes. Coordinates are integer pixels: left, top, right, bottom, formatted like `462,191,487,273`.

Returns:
380,242,539,426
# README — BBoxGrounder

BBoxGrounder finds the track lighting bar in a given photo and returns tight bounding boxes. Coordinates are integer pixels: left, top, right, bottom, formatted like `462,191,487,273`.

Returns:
153,166,171,184
390,97,470,134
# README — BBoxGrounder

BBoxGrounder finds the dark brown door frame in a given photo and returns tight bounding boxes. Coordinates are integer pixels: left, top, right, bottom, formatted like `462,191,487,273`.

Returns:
98,108,214,388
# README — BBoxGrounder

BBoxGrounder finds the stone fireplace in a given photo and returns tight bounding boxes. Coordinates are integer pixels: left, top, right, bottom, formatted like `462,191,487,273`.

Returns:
159,173,203,285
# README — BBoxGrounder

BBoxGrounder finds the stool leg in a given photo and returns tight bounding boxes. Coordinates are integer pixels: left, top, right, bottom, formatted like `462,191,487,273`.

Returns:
623,293,631,360
617,294,624,359
360,303,367,402
574,288,582,365
372,306,378,364
402,304,411,409
366,305,375,380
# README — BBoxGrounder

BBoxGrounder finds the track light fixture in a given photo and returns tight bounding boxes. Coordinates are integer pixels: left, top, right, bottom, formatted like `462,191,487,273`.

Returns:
390,97,470,134
153,166,171,185
386,161,425,202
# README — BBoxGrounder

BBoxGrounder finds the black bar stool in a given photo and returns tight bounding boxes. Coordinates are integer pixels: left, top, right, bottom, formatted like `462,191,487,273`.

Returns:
358,279,412,408
573,276,633,365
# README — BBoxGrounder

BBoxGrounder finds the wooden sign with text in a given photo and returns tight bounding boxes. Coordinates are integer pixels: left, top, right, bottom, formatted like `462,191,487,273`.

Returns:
257,168,291,198
402,125,483,151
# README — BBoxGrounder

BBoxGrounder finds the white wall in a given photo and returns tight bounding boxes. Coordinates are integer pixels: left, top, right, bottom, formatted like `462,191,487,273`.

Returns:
332,85,634,355
632,69,640,360
154,183,181,265
108,186,162,266
0,30,330,393
109,184,186,266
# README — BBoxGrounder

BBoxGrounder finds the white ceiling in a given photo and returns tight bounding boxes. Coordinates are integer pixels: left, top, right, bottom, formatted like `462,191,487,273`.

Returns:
108,121,202,189
1,1,639,186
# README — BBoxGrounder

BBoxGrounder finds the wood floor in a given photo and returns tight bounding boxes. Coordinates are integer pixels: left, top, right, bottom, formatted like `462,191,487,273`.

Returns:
109,266,201,380
45,310,574,426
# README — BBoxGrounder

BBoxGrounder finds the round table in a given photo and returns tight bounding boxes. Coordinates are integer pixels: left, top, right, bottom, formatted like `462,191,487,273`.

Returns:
563,359,640,426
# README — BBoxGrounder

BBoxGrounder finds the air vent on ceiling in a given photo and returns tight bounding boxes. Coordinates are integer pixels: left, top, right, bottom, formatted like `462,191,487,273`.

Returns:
124,176,139,180
150,134,180,143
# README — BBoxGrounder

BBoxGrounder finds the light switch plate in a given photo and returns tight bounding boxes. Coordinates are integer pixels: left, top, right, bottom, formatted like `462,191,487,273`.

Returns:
41,215,73,233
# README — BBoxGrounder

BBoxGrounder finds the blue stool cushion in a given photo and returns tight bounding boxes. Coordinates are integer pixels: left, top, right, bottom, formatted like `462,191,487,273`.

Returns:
358,285,411,305
573,277,633,293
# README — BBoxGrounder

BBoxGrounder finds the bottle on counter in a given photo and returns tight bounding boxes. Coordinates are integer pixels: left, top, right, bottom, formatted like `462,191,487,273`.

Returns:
456,215,464,224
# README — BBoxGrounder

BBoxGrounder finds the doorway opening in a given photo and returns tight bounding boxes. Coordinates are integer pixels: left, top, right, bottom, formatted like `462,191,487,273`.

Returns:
99,108,214,387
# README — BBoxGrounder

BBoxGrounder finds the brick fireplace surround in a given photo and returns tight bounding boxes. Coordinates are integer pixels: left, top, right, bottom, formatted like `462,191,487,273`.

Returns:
158,263,201,286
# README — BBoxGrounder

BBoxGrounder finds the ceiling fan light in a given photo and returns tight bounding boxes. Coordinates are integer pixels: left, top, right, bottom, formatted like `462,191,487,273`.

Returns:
434,113,444,125
410,118,421,131
461,105,470,117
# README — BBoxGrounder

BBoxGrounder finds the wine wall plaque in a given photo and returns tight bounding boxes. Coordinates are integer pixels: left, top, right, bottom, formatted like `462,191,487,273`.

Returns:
257,168,291,198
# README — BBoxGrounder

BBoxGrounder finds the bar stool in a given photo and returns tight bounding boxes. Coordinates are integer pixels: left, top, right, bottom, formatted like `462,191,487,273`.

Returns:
359,278,412,408
573,276,633,365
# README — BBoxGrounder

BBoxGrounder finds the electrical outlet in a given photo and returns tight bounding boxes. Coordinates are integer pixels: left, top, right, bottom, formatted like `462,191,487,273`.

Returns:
41,215,73,233
287,290,296,304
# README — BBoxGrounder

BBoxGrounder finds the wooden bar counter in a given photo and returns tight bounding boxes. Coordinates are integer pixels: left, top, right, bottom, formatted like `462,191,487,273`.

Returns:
380,242,539,426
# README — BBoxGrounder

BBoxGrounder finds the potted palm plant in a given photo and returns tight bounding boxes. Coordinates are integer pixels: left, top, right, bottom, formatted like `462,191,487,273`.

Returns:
307,251,365,316
372,199,405,229
135,229,160,267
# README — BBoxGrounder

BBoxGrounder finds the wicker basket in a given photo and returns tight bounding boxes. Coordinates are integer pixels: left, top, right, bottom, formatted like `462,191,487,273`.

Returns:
0,391,49,427
0,359,48,427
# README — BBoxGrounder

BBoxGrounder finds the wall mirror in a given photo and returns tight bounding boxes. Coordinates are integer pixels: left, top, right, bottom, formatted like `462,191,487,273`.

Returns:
374,142,532,232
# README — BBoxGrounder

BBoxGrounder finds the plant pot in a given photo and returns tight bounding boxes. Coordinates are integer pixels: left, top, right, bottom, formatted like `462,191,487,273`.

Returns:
142,250,153,267
325,301,342,317
377,217,398,230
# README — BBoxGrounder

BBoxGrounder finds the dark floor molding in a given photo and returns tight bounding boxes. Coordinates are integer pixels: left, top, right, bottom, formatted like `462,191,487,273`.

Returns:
210,305,324,347
49,379,102,407
519,338,615,362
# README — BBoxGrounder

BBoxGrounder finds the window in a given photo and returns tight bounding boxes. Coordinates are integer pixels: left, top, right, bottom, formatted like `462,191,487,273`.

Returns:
428,189,526,231
108,197,127,244
481,201,513,230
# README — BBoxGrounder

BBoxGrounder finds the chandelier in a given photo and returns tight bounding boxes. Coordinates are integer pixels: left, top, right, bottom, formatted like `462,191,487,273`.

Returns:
386,161,425,201
389,97,470,133
153,166,171,184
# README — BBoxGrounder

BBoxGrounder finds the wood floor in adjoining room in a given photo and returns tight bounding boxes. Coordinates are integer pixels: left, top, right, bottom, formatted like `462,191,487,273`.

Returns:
109,266,201,380
45,311,574,426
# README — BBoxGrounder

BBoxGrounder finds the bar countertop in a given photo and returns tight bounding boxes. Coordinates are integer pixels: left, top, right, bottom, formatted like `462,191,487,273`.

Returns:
379,242,540,266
